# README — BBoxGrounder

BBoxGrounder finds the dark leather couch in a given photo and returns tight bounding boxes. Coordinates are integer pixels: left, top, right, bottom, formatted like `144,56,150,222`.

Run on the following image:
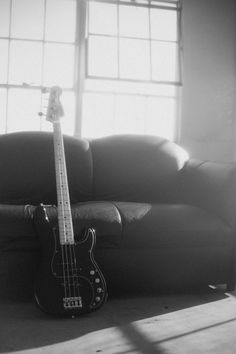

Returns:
1,131,236,300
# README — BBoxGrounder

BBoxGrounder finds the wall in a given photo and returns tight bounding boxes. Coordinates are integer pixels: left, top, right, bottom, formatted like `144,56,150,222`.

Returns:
180,0,236,162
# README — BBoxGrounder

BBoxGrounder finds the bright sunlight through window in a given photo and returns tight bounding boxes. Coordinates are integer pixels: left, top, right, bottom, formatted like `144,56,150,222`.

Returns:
0,0,76,135
83,0,181,141
0,0,181,141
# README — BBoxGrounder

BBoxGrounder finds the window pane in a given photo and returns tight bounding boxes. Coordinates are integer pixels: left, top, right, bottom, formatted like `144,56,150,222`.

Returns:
60,91,75,135
8,40,43,85
82,91,176,139
11,0,44,39
82,93,115,138
119,5,149,39
0,0,10,36
120,39,150,80
45,0,76,43
147,97,176,140
0,40,8,84
89,2,117,36
115,95,146,134
0,89,7,133
88,35,118,78
151,42,178,81
7,89,41,132
43,43,75,88
151,9,177,41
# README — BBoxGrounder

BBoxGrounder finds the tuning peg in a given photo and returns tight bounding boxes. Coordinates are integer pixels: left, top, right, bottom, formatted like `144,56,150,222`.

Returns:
38,112,46,117
41,87,49,94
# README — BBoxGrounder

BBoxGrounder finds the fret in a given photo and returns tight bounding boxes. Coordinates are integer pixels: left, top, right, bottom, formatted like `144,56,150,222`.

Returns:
44,86,75,246
53,121,75,245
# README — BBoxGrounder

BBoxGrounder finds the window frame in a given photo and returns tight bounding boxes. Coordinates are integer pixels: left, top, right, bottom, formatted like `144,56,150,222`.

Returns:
78,0,182,141
85,0,182,85
0,0,77,134
0,0,182,141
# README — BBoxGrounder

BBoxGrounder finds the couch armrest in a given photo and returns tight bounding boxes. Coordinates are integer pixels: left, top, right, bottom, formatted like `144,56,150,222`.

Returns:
176,159,236,227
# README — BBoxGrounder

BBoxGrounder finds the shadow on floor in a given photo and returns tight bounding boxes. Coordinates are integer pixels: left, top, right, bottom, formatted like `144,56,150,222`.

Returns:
0,285,229,353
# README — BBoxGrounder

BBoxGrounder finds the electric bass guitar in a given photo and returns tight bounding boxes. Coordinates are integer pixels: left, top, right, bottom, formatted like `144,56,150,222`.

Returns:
34,86,107,316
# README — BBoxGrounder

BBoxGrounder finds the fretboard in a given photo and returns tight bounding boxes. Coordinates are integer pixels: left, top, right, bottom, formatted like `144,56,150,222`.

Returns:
53,122,74,245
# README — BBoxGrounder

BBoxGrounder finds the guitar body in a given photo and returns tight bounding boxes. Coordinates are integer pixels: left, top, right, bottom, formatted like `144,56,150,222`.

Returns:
34,205,107,316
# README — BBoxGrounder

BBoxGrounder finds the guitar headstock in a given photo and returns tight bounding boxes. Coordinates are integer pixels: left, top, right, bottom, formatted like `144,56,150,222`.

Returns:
45,86,64,123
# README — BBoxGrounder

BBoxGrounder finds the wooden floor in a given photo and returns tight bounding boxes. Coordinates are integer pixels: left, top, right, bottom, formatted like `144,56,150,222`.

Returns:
1,285,236,354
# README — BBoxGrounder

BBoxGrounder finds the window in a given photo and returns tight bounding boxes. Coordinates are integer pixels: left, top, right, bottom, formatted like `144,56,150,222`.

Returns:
0,0,182,141
83,0,182,140
0,0,76,135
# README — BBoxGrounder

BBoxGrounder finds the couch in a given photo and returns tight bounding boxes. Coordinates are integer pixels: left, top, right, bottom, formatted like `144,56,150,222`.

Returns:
0,131,236,301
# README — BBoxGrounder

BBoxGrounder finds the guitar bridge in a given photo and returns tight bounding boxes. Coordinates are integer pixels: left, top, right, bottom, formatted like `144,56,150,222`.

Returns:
63,297,82,310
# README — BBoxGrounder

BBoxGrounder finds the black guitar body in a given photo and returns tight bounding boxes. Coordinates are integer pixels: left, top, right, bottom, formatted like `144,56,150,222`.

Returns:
34,205,107,317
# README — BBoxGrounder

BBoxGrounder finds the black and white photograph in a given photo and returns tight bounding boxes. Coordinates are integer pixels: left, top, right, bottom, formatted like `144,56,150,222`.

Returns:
0,0,236,353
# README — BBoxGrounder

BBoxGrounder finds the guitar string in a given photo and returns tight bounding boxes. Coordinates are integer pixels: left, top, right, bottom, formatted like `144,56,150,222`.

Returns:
56,150,68,301
56,123,80,305
50,89,81,308
64,205,78,302
54,124,70,303
68,232,79,301
57,135,72,302
60,139,80,303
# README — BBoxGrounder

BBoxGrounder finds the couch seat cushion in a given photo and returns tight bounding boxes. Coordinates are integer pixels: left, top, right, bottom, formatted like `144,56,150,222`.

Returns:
35,202,122,249
72,201,123,248
0,204,37,251
113,202,232,248
0,202,122,251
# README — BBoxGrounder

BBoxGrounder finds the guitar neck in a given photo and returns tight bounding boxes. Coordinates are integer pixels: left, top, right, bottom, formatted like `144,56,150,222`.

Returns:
53,121,74,245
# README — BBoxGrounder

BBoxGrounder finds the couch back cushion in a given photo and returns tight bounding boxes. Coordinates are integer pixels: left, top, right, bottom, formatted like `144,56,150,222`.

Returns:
0,132,93,204
90,135,189,202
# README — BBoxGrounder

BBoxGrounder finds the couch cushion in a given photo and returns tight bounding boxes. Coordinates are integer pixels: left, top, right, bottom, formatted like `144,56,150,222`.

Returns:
0,204,38,251
0,132,93,204
0,204,39,300
0,202,122,251
90,134,188,203
73,201,122,247
40,202,122,248
113,202,232,248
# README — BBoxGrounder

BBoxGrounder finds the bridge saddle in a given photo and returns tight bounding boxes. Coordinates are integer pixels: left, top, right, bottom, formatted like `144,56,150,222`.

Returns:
63,296,82,309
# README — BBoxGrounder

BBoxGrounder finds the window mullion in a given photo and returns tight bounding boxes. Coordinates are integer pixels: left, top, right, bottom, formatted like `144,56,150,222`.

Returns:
39,0,47,131
117,2,120,79
148,0,152,82
74,0,87,138
5,0,13,133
